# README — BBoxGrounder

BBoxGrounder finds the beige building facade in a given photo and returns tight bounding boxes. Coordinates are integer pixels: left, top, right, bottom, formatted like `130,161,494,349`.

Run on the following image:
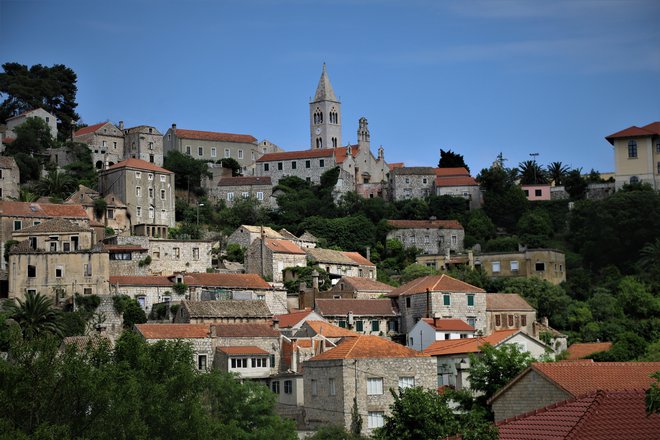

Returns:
123,125,164,166
0,156,20,200
474,248,566,285
606,121,660,190
387,219,465,256
5,108,58,139
72,121,126,170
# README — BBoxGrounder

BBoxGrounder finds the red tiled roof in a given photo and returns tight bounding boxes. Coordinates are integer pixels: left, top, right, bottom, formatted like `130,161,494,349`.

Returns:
643,121,660,133
110,275,173,286
423,329,519,356
335,276,395,293
435,175,478,187
216,176,271,187
388,162,404,170
566,342,613,360
387,219,463,230
174,128,256,144
315,299,397,317
333,145,359,164
273,308,316,328
605,122,660,144
136,323,210,339
1,137,16,144
73,122,111,137
308,335,428,361
304,320,360,338
217,346,269,355
341,251,374,266
106,158,173,174
104,245,148,252
257,148,335,162
388,274,485,297
496,390,660,440
531,362,660,396
0,200,88,219
421,318,475,332
434,167,470,177
184,273,271,289
486,293,535,311
265,239,306,255
212,323,279,337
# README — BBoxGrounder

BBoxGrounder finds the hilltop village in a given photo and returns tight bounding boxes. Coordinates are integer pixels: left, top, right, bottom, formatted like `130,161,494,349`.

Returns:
0,63,659,439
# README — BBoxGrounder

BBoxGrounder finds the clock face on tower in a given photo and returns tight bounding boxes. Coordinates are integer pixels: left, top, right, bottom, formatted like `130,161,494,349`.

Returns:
315,127,321,135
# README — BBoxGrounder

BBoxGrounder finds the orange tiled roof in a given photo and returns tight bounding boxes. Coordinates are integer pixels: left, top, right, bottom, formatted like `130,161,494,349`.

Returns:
308,335,428,361
217,346,269,355
605,121,660,144
435,175,478,187
135,323,210,339
174,128,256,143
0,200,88,219
212,323,279,337
257,148,335,162
304,320,360,338
273,308,316,328
387,219,463,230
388,162,404,170
106,158,173,174
496,390,659,440
342,251,375,266
104,245,148,252
486,293,535,311
423,329,519,356
184,273,271,289
73,122,113,137
315,299,397,317
388,274,485,297
566,342,613,360
333,145,359,164
421,318,475,332
335,276,395,292
434,167,470,177
265,239,306,255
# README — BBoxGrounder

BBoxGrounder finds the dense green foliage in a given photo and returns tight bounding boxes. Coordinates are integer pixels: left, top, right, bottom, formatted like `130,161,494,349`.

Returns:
3,292,63,340
438,149,470,173
164,150,211,196
112,295,147,328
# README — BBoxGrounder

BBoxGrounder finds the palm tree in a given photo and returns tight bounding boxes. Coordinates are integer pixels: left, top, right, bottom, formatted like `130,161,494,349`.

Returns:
5,291,63,339
546,161,569,186
639,239,660,271
518,160,548,185
9,188,40,202
36,169,76,199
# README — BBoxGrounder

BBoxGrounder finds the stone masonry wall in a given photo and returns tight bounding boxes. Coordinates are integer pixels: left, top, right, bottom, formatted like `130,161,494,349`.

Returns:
399,291,486,335
211,335,281,375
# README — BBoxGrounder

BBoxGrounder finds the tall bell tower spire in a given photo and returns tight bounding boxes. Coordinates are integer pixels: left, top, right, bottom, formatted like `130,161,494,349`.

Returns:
310,63,342,149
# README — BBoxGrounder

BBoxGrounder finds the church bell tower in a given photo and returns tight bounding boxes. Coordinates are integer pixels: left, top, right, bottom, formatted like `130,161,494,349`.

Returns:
310,63,342,149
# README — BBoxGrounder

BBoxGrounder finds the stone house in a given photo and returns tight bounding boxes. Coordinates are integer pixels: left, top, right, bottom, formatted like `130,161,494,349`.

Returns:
123,124,164,166
9,219,109,302
326,276,395,299
245,238,307,284
486,293,536,336
65,185,130,235
407,317,476,351
302,335,435,435
211,323,281,379
389,167,435,201
434,167,482,210
474,248,566,285
72,121,125,170
109,275,179,312
0,156,20,200
295,320,359,343
98,158,175,237
174,299,273,324
387,274,487,335
270,372,305,419
605,121,660,189
163,124,259,174
5,108,58,139
488,361,660,422
273,308,326,335
227,225,284,249
0,201,90,270
386,219,465,256
106,243,150,276
135,323,213,371
314,298,399,336
209,176,273,207
305,248,376,280
423,329,552,390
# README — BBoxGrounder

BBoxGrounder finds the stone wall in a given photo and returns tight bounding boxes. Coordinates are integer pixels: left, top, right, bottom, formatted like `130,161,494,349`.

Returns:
390,171,435,201
147,240,214,274
0,160,20,200
387,227,464,255
399,291,486,335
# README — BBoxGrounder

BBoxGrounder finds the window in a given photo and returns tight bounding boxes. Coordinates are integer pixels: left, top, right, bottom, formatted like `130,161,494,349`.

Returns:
657,143,660,153
398,377,415,389
83,288,92,295
192,248,199,260
492,261,501,273
628,140,638,158
451,235,457,246
160,175,166,182
174,247,180,258
329,378,336,395
277,162,283,170
524,189,529,196
13,220,21,231
371,320,379,332
148,207,154,219
423,178,427,184
406,297,411,308
319,159,325,168
252,358,267,368
149,188,154,198
535,189,542,197
658,162,660,174
198,355,207,371
238,149,243,159
186,146,191,155
467,317,476,327
270,354,276,367
630,176,639,184
311,379,318,396
148,142,153,150
338,320,347,328
510,260,519,272
521,315,527,326
161,209,167,220
443,294,451,306
355,320,364,332
367,377,383,395
55,266,64,278
211,147,217,157
264,163,269,172
257,192,264,201
535,262,545,271
160,189,166,200
242,192,249,199
107,208,114,219
136,186,141,197
148,173,153,181
467,294,474,307
368,412,385,429
224,148,230,158
291,161,297,169
83,264,92,277
136,172,141,179
495,314,501,326
28,265,36,278
284,380,293,394
198,147,203,156
271,381,280,394
50,241,58,252
444,333,450,340
227,192,234,202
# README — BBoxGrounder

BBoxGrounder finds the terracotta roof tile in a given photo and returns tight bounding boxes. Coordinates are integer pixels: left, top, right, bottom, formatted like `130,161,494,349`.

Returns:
238,225,283,238
605,122,660,144
496,390,660,440
73,122,114,137
421,318,475,331
435,175,478,187
308,335,428,361
333,145,359,164
315,299,397,317
388,162,404,170
174,128,256,143
265,239,306,255
257,148,335,162
183,300,272,318
106,158,173,174
104,245,148,252
303,320,360,338
566,342,613,360
423,329,519,356
334,276,395,293
136,323,210,339
217,346,269,355
387,219,463,230
342,251,375,266
13,218,91,234
306,247,358,265
212,323,279,337
273,309,317,328
184,273,271,289
216,176,271,187
0,201,88,219
486,293,535,311
434,167,470,177
388,274,484,297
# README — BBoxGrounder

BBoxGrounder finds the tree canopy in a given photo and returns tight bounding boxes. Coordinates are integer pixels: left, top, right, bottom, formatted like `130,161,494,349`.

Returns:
438,149,470,173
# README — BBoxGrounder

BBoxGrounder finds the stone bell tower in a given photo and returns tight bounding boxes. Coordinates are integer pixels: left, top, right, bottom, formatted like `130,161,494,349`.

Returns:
310,63,342,149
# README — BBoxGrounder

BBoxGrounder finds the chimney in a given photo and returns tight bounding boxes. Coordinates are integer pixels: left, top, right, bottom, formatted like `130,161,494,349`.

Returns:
272,318,280,330
468,249,474,268
311,270,319,290
118,120,124,130
172,123,177,130
426,288,431,319
542,316,549,327
209,325,217,338
365,246,371,262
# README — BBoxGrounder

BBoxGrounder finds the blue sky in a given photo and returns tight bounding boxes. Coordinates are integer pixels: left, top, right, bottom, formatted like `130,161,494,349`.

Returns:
1,0,659,174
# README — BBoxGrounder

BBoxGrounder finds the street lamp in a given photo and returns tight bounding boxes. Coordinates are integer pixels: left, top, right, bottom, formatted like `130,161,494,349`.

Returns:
529,153,539,183
197,203,204,226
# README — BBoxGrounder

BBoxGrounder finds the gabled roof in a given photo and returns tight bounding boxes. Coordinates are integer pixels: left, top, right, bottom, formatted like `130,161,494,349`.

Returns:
182,300,272,318
387,219,463,230
605,121,660,144
434,167,470,177
312,63,338,102
274,308,319,328
566,342,613,360
486,293,535,311
306,247,358,266
315,299,398,317
333,145,360,164
298,231,318,242
237,225,283,238
335,276,395,293
391,166,436,176
184,273,271,289
5,108,53,121
212,323,279,337
106,158,173,174
13,218,91,234
0,156,18,169
435,175,478,187
302,320,360,338
421,318,475,332
216,176,271,187
388,274,485,298
423,329,519,356
135,323,210,339
174,128,256,143
0,200,88,219
265,239,306,255
342,251,375,267
257,148,335,162
73,121,117,137
308,335,428,361
217,346,269,355
495,390,659,440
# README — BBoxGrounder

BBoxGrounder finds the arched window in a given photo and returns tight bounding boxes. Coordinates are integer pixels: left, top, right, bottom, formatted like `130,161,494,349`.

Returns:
95,161,103,169
628,140,638,158
316,137,323,148
332,137,337,148
630,176,639,184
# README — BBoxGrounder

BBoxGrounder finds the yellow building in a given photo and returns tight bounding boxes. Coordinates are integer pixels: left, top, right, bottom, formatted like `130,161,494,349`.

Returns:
606,122,660,190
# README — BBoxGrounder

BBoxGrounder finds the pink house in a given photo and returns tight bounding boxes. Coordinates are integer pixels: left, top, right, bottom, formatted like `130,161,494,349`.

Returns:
521,184,551,201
